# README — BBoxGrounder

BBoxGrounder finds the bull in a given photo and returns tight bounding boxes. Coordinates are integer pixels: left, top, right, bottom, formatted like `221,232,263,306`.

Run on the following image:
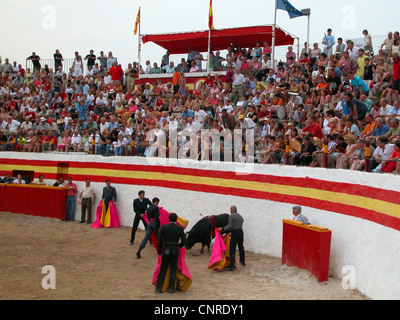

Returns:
185,213,229,254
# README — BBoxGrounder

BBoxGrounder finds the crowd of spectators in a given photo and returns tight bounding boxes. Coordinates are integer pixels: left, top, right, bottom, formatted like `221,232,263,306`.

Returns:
1,28,400,174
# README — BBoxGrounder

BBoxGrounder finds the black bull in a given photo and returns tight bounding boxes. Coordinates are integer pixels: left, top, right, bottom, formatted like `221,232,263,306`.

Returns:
185,214,229,253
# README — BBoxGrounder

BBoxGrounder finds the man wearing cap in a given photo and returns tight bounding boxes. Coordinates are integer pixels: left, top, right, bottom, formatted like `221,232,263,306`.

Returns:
238,114,256,130
136,197,161,259
261,117,272,138
346,73,369,99
36,117,50,134
292,206,309,224
143,82,153,100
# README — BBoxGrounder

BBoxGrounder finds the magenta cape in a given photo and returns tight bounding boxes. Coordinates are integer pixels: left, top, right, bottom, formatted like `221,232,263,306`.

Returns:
91,200,120,228
152,247,193,292
146,206,191,292
208,231,236,271
143,206,188,248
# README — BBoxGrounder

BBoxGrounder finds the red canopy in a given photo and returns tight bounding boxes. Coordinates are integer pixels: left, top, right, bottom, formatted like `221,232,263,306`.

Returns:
142,25,295,54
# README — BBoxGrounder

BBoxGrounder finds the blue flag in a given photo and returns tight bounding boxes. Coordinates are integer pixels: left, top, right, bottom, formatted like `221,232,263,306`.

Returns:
277,0,304,19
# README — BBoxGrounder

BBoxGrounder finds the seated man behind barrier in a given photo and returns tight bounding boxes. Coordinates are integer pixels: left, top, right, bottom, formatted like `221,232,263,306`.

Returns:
292,206,309,224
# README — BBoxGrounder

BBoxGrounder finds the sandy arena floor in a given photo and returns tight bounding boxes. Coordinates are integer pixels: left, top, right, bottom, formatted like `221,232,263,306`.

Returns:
0,212,368,300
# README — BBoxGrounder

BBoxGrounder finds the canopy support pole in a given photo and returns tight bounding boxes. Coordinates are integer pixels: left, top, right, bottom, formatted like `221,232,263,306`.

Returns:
207,28,211,73
271,0,278,69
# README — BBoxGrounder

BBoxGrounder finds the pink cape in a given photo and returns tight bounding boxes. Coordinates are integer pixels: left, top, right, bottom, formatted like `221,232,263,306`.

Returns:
91,200,120,228
146,207,191,292
143,206,188,248
208,231,236,271
151,247,193,292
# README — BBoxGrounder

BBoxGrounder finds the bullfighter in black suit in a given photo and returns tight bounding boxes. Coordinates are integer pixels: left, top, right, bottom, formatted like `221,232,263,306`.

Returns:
130,190,152,245
155,212,186,293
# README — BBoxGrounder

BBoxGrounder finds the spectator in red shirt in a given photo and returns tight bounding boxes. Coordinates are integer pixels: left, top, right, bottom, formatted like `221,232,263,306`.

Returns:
109,61,123,84
66,177,78,221
204,74,214,88
258,104,271,121
390,53,400,104
300,115,323,139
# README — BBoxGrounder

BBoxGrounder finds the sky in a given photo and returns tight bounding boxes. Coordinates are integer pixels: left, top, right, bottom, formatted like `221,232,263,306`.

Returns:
0,0,397,70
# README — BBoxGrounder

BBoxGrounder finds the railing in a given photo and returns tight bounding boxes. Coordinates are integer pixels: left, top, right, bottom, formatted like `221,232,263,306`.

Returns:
26,58,77,73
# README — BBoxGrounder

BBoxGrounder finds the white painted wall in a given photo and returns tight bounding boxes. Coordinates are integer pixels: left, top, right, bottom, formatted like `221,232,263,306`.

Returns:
1,152,400,300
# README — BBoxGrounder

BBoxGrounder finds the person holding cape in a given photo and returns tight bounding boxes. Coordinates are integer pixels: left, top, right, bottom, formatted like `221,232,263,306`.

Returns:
154,212,186,293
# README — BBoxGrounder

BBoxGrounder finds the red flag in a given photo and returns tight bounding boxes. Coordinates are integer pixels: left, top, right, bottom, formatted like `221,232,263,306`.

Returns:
133,8,140,35
208,0,214,30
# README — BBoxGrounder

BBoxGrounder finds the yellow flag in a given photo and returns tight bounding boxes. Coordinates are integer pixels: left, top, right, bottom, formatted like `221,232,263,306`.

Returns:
133,8,140,35
209,0,214,30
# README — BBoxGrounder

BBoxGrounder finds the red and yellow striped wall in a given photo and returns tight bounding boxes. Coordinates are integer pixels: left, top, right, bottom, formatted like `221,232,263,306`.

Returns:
1,157,400,232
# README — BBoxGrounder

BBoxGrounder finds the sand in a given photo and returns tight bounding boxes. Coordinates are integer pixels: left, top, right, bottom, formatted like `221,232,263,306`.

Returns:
0,211,368,300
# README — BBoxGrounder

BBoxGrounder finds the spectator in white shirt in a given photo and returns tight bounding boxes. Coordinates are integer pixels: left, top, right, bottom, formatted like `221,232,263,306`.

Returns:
238,114,256,130
185,117,197,133
103,71,112,85
232,68,245,105
4,116,20,134
12,174,26,184
144,60,151,74
345,39,360,61
372,136,395,172
194,105,209,131
20,117,33,135
71,129,82,152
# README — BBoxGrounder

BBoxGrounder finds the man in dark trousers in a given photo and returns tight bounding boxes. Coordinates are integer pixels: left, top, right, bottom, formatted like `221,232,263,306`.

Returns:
220,205,245,271
136,197,160,259
101,179,117,210
155,212,186,293
129,190,152,245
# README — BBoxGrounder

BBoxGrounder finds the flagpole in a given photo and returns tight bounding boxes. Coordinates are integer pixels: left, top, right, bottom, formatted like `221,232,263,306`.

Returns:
301,8,311,58
138,7,141,78
207,28,211,73
207,0,213,74
271,0,277,69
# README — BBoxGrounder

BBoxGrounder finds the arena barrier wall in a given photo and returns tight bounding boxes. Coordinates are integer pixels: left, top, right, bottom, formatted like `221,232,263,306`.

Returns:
0,152,399,300
0,183,67,220
282,220,332,282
